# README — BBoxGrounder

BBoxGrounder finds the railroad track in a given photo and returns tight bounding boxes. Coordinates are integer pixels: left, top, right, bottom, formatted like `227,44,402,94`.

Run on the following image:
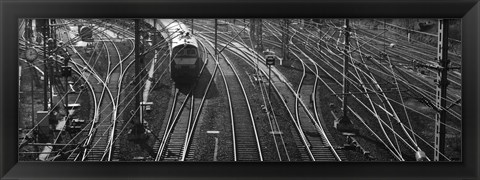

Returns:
44,19,105,161
198,36,264,161
17,19,103,160
322,20,462,89
56,19,135,161
226,41,340,161
295,53,341,161
271,21,410,158
154,28,212,161
102,22,135,161
18,18,460,162
290,20,461,122
156,88,193,161
194,20,342,161
321,21,462,119
264,20,410,160
265,19,458,161
223,21,338,161
153,64,209,162
79,28,119,161
351,26,462,89
194,21,288,161
244,21,344,161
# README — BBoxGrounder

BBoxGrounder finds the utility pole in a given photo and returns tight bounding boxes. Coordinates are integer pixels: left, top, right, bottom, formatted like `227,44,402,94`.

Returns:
51,19,57,48
62,50,71,117
153,19,157,47
256,19,263,52
341,18,350,121
250,19,256,46
281,19,285,64
383,19,386,54
191,19,194,35
281,19,290,65
215,19,218,60
127,18,148,144
42,19,49,111
334,19,354,133
434,19,449,161
25,19,36,129
25,19,32,43
316,18,320,41
29,64,36,133
134,19,144,125
249,19,258,77
266,55,275,99
47,19,56,112
45,19,56,143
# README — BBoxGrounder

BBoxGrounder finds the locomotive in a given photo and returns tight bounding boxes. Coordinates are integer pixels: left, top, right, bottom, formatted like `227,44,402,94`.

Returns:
144,19,201,81
169,23,200,81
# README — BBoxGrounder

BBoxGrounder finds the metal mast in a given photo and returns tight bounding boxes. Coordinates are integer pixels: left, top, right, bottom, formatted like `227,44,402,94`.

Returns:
434,19,449,161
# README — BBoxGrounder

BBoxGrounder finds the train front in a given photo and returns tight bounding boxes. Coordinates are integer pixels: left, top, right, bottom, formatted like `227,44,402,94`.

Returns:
170,32,200,82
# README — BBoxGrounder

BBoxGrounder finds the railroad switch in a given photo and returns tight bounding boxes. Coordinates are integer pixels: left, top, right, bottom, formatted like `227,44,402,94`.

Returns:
330,104,356,134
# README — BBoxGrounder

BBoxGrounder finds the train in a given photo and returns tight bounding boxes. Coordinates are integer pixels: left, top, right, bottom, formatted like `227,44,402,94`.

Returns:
144,19,201,81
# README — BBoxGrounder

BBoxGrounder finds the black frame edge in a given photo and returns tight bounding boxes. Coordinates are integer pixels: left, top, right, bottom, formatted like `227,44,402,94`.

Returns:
1,1,479,180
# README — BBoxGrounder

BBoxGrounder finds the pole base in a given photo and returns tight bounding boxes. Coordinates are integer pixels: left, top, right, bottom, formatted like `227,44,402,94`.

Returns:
127,124,149,143
334,115,356,134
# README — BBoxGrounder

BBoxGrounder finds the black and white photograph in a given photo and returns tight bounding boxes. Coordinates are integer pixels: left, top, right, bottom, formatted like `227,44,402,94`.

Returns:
17,18,462,162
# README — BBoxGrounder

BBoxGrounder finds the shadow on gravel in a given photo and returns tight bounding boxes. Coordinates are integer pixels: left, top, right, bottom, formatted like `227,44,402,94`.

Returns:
174,59,219,99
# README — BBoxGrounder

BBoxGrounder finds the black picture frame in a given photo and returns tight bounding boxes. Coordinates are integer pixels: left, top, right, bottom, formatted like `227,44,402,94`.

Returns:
1,0,479,179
